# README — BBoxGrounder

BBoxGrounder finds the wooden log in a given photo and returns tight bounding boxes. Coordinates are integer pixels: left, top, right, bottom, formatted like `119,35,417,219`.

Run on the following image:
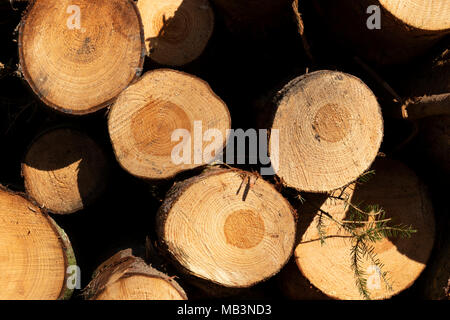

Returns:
83,249,187,300
0,186,76,300
400,49,450,119
293,158,435,300
156,168,297,288
137,0,214,66
415,52,449,174
397,50,450,175
401,94,450,120
22,127,109,214
108,69,231,180
270,70,383,193
18,0,145,115
313,0,450,65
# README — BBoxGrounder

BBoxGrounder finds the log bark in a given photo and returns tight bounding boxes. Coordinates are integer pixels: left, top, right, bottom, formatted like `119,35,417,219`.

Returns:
137,0,214,66
156,168,297,288
400,49,450,119
18,0,145,115
268,70,383,193
83,249,187,300
22,127,109,214
398,50,450,175
0,186,76,300
293,158,435,300
401,94,450,120
108,69,231,180
313,0,450,65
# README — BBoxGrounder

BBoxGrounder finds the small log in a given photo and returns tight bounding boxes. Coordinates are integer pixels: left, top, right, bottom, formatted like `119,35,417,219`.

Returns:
401,49,450,119
18,0,145,114
397,50,450,174
22,127,109,214
401,94,450,120
137,0,214,66
293,158,435,300
156,168,297,288
108,69,231,180
84,249,187,300
0,186,76,300
270,70,383,192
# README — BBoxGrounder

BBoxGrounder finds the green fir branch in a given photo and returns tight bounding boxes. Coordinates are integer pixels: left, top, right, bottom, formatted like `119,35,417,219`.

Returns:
357,170,376,184
309,199,416,299
316,211,327,246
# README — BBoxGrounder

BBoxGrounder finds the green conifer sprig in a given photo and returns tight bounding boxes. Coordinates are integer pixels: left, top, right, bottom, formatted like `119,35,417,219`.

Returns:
308,171,417,299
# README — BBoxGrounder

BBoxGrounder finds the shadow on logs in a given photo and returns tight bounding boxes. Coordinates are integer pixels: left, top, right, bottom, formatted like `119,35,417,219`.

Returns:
283,158,435,300
22,127,109,215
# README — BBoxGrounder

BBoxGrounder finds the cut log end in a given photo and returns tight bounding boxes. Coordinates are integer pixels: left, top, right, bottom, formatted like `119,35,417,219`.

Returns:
294,158,435,300
22,128,109,215
19,0,144,114
380,0,450,31
271,70,383,193
85,249,187,300
156,168,297,288
108,69,231,180
0,187,74,300
138,0,214,66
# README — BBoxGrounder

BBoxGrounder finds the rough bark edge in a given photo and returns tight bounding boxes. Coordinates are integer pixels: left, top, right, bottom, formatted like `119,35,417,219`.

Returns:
292,0,313,62
82,249,187,300
155,167,298,289
107,68,232,182
398,49,450,119
400,93,450,119
20,125,110,215
0,185,76,300
17,0,146,116
46,216,77,300
269,70,385,193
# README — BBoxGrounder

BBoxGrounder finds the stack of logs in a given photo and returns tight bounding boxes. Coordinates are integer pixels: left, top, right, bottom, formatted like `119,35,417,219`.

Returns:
0,0,448,300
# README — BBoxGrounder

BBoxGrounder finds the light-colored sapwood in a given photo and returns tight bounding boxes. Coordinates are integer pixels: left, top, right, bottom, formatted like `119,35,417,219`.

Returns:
156,168,297,288
19,0,144,114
